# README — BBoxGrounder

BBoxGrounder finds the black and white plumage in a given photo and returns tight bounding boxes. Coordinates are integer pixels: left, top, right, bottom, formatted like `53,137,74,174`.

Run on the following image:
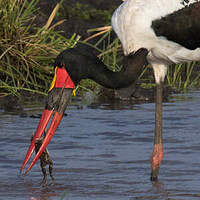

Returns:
112,0,200,83
111,0,200,181
152,2,200,51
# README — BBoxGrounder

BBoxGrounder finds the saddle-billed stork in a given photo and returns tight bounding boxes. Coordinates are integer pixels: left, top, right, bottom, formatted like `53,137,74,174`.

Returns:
112,0,200,180
21,0,200,181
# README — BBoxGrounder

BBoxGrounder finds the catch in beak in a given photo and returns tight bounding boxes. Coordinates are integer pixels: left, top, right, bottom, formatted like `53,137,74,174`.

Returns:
20,67,75,174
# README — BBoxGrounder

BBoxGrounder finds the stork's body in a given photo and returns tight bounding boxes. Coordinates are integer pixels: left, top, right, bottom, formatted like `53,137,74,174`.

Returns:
112,0,200,180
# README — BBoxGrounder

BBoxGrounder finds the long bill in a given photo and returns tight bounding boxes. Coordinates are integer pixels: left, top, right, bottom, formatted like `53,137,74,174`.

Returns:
21,88,73,174
25,111,63,174
20,109,53,173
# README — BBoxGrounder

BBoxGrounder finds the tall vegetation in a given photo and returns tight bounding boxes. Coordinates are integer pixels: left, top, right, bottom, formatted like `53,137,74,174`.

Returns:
1,0,199,98
0,0,80,97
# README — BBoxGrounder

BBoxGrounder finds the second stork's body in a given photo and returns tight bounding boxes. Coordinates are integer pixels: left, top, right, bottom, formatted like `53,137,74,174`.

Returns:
112,0,200,83
112,0,200,180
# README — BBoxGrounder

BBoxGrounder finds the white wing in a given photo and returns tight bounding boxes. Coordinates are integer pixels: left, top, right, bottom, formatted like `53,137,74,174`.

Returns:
111,0,199,56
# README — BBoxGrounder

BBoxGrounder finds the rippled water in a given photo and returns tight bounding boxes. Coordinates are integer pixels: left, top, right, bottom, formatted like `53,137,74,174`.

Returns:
1,90,200,200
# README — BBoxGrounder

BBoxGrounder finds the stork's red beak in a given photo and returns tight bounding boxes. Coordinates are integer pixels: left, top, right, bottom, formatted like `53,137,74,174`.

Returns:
20,67,75,174
24,111,63,174
20,88,73,174
20,109,53,173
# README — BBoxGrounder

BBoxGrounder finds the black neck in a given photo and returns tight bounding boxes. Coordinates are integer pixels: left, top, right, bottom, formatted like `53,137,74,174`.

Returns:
54,44,148,89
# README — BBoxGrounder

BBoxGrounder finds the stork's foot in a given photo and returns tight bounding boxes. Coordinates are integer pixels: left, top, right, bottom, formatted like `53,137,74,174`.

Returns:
150,144,163,181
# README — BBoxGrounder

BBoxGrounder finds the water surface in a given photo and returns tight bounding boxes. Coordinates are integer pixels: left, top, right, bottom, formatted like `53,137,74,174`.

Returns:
1,90,200,200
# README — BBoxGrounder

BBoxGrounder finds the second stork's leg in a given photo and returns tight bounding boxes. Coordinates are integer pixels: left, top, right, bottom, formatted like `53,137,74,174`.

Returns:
151,82,164,181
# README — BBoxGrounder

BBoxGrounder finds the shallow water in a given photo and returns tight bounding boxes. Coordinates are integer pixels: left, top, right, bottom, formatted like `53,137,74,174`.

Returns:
1,90,200,200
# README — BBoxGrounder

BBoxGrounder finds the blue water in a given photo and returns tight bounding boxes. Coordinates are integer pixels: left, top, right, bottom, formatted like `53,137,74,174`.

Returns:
1,90,200,200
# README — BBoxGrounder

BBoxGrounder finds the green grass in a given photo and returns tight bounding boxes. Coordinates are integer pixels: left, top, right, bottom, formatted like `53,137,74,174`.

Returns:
0,0,80,97
61,2,112,24
167,62,200,91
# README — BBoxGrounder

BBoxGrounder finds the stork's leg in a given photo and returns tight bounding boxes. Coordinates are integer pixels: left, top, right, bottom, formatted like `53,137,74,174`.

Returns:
150,82,163,181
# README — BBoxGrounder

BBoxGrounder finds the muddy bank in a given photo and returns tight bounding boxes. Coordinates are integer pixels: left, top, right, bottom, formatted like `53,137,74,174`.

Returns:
99,83,175,103
0,84,176,113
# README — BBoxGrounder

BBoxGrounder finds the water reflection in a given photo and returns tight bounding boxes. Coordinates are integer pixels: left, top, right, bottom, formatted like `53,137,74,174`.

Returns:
1,90,200,199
